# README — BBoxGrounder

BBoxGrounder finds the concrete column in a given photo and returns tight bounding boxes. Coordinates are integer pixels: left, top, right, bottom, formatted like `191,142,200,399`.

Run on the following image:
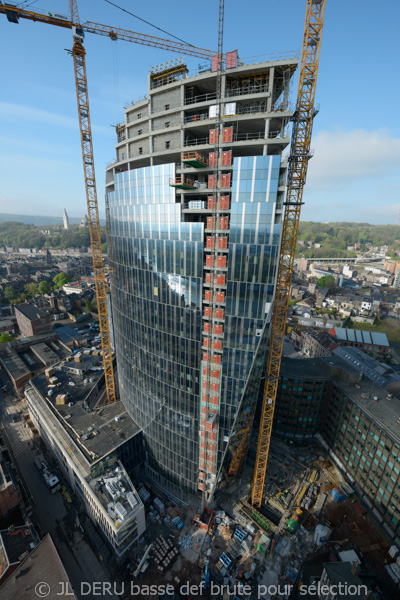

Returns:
267,67,275,112
221,73,226,99
180,82,185,148
264,118,271,139
283,68,290,110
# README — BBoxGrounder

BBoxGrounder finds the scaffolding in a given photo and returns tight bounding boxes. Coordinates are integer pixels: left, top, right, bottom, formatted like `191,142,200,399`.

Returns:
226,71,269,97
150,58,188,89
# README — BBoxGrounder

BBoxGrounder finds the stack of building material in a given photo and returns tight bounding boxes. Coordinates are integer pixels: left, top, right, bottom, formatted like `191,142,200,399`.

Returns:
137,483,150,504
154,497,165,516
152,535,179,572
188,200,206,209
172,516,184,530
179,535,192,550
331,487,346,502
219,525,232,540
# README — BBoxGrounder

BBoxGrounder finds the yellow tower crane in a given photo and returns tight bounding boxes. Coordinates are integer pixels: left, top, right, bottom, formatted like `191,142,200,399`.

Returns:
225,0,326,504
1,1,217,404
251,0,326,507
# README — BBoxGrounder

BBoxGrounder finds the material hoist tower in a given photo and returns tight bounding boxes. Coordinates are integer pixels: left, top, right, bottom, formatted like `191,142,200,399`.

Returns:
198,0,226,508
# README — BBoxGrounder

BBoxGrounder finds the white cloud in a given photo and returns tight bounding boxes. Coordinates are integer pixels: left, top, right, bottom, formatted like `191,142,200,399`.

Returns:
0,101,111,135
307,129,400,189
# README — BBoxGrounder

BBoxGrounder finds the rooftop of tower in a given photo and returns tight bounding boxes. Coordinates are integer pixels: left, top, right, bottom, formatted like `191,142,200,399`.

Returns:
106,54,299,176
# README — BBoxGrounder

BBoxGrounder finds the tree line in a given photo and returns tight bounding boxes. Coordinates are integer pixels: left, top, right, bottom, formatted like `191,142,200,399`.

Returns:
0,221,106,250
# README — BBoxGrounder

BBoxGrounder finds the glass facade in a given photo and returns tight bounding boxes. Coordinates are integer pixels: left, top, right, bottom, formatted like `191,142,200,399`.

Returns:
322,385,400,544
274,376,328,439
108,156,283,498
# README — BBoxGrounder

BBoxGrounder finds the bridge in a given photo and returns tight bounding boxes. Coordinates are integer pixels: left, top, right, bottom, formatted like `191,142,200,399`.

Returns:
298,256,384,264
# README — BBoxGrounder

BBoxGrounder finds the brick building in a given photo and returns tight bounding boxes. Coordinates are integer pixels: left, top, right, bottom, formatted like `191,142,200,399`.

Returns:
14,304,51,337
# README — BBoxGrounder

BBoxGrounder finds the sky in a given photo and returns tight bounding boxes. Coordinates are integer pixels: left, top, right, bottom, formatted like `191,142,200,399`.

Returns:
0,0,399,224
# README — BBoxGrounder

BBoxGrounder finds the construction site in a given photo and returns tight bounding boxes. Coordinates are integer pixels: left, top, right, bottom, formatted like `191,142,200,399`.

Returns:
1,1,399,599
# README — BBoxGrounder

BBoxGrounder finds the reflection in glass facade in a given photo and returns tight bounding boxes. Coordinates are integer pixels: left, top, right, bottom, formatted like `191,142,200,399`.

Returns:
108,156,282,498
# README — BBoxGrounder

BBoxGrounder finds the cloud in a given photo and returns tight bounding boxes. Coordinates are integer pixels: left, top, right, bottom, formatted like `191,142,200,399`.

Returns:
0,101,111,135
307,129,400,189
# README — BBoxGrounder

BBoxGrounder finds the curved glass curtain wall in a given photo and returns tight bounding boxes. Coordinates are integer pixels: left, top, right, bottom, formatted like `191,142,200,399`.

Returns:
108,156,282,498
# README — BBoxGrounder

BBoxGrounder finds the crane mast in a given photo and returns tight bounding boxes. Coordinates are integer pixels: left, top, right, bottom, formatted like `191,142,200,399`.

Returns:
69,14,117,404
251,0,326,507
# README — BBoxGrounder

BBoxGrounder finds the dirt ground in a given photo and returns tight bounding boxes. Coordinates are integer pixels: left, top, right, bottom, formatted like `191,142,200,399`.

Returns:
324,498,399,598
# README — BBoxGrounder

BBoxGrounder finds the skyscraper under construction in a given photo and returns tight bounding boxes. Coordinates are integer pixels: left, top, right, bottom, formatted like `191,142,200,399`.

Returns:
106,54,298,500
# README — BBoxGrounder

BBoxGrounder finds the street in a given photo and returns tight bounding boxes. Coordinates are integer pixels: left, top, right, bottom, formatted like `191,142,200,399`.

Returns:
0,390,118,599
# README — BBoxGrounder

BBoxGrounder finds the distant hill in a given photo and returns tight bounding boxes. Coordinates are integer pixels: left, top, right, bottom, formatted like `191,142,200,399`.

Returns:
0,213,105,226
0,221,106,250
297,221,400,259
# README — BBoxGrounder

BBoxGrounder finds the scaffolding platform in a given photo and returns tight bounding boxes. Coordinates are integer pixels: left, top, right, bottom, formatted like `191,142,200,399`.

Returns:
181,151,208,168
169,176,197,190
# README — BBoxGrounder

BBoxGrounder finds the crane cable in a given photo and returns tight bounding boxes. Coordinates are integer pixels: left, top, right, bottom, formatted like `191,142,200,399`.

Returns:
103,0,194,47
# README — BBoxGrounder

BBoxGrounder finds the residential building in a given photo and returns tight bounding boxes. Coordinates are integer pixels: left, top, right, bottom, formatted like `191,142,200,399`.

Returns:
301,329,338,358
329,327,389,354
0,534,77,599
62,282,84,295
14,303,52,337
0,449,20,518
297,258,309,272
361,298,372,311
343,264,358,279
384,260,400,275
319,562,365,600
315,287,330,307
106,54,298,499
0,319,15,335
0,526,36,585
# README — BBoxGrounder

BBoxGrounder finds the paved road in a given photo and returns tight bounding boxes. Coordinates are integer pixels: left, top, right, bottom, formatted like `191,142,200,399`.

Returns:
0,394,117,599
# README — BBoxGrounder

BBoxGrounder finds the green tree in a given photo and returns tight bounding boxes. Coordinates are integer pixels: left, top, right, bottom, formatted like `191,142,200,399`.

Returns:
38,281,52,294
85,299,98,313
24,283,38,298
317,275,335,290
4,285,17,301
0,333,13,343
53,272,73,289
